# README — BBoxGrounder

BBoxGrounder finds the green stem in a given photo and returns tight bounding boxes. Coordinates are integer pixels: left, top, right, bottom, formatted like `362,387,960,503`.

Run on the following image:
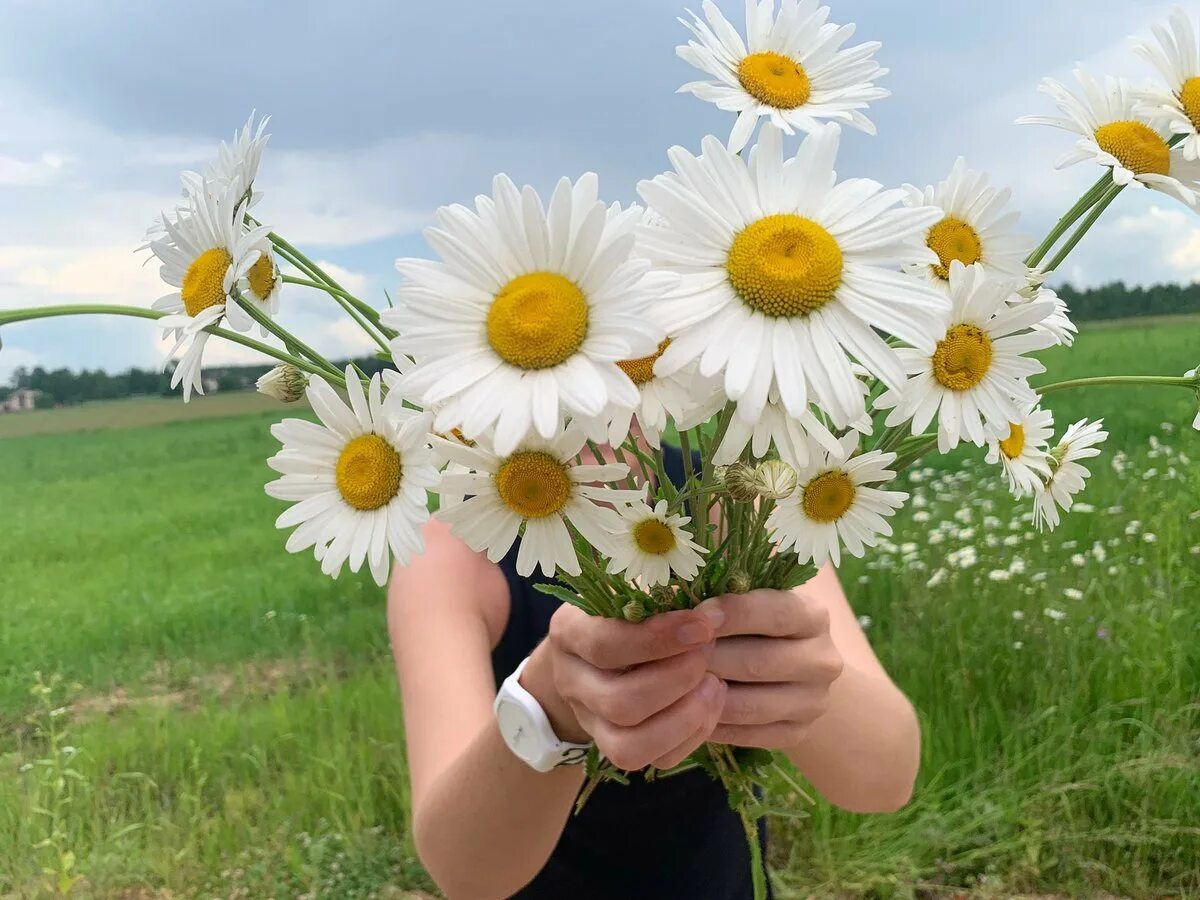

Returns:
233,293,344,381
1041,183,1122,274
1037,374,1198,396
1025,171,1114,269
0,304,345,386
279,274,392,353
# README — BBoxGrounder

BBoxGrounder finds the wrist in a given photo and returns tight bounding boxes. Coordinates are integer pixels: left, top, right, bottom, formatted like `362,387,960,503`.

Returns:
521,643,590,744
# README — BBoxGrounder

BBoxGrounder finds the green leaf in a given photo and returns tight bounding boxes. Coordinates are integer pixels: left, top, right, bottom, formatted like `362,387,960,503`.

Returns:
533,583,596,615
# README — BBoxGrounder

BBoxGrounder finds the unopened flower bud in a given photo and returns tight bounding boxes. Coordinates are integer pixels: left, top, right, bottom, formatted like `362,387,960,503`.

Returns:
753,459,798,500
257,365,308,403
622,600,647,623
723,461,758,503
728,570,752,594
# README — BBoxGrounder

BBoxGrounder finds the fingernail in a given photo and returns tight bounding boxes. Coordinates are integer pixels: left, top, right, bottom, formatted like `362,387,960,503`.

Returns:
698,600,726,630
677,622,711,646
698,674,723,702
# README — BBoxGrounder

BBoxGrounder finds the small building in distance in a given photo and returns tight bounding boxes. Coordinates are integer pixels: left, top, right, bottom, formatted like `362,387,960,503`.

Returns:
0,388,41,414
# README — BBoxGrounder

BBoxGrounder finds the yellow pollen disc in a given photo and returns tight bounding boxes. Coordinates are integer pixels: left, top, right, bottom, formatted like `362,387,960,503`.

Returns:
336,434,403,512
737,51,812,110
181,247,233,318
632,518,677,555
494,451,572,519
999,423,1026,460
247,253,278,301
927,217,983,280
1180,77,1200,132
727,215,843,318
1094,121,1171,176
487,272,589,370
932,324,994,392
802,470,856,523
617,339,671,386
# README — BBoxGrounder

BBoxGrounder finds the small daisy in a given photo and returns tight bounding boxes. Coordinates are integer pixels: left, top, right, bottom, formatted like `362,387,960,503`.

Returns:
767,434,908,567
1133,8,1200,161
433,428,644,578
1022,285,1077,348
147,182,273,400
385,173,669,456
876,262,1056,453
265,368,440,586
1185,367,1199,430
985,405,1054,498
1033,419,1109,531
1018,68,1200,206
904,158,1033,288
713,389,847,468
638,123,947,430
607,500,707,587
181,112,271,208
677,0,889,152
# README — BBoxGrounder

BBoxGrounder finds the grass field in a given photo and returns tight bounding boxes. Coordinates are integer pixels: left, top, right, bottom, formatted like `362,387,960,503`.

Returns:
1,318,1198,898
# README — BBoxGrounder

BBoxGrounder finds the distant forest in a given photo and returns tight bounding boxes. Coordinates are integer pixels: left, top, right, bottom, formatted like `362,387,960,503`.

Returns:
3,278,1199,406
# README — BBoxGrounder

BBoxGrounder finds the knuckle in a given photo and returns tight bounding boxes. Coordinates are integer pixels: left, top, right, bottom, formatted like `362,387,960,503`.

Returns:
743,649,773,681
730,694,763,724
601,692,642,728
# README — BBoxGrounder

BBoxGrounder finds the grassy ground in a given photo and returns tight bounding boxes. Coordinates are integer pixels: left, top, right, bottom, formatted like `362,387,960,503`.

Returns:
1,318,1198,898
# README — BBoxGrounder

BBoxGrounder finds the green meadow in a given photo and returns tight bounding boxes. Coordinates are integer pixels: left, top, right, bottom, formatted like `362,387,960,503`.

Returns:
1,318,1198,898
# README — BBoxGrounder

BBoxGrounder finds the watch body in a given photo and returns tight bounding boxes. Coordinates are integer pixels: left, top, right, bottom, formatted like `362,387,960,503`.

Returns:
494,657,592,772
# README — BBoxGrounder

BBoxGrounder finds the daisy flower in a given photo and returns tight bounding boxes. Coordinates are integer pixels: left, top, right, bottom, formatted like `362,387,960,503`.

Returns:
181,111,271,208
147,182,273,400
607,500,707,587
637,123,947,430
904,158,1032,287
876,262,1056,453
1033,419,1109,531
1186,367,1199,430
433,428,644,578
385,173,669,456
1133,8,1200,161
713,389,847,468
767,434,908,567
1024,286,1077,348
985,405,1054,497
677,0,889,152
1017,68,1200,206
265,368,440,586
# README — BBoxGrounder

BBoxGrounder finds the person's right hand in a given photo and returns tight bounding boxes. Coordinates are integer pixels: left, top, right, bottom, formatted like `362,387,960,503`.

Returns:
519,603,728,771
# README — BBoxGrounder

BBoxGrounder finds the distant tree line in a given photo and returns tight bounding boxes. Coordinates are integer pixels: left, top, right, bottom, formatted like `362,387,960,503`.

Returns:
1057,280,1200,322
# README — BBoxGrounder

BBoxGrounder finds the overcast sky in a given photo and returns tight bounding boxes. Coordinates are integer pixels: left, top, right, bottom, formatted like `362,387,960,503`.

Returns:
1,0,1195,380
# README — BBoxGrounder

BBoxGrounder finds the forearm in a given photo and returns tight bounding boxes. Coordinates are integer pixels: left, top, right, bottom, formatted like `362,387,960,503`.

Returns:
784,661,920,813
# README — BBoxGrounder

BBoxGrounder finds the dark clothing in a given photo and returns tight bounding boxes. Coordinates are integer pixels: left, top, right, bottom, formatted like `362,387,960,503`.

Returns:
491,448,771,899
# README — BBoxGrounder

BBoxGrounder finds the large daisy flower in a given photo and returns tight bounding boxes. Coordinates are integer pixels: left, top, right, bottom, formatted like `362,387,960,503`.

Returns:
637,123,947,430
181,112,271,208
767,434,907,567
607,500,707,587
147,182,273,400
1017,68,1200,206
265,368,440,586
1133,8,1200,162
876,263,1057,453
677,0,889,153
433,428,644,578
1033,419,1108,531
985,405,1054,498
904,158,1032,288
385,173,669,456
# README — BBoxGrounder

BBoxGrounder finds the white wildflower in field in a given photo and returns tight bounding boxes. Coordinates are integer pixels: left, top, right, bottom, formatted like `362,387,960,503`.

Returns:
1064,588,1085,601
1044,608,1068,622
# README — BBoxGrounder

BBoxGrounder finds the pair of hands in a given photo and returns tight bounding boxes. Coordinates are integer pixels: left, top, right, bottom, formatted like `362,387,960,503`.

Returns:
523,589,845,772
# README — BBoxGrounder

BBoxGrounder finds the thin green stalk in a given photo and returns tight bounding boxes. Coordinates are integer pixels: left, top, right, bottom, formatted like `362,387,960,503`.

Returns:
1041,184,1122,274
232,294,344,381
272,249,392,351
1037,374,1198,396
1025,171,1114,269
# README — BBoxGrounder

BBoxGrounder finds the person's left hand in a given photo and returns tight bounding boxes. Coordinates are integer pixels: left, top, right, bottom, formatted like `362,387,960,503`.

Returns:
696,589,845,750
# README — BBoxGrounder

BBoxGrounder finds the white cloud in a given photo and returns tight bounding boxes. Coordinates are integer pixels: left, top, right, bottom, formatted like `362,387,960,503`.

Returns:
312,260,370,297
0,151,74,187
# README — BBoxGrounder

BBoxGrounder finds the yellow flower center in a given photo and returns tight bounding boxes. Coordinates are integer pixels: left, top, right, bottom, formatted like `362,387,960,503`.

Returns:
495,451,572,519
181,247,233,318
926,217,983,280
727,215,843,318
617,339,671,386
932,324,994,391
336,434,403,512
737,51,811,110
1180,77,1200,132
802,470,856,523
999,423,1026,460
247,252,278,302
486,272,588,370
1094,121,1171,176
632,518,677,555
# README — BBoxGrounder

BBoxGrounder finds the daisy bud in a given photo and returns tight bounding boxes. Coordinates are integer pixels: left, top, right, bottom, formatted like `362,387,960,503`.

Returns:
257,365,308,403
753,460,798,500
722,462,759,503
728,570,752,594
622,600,647,623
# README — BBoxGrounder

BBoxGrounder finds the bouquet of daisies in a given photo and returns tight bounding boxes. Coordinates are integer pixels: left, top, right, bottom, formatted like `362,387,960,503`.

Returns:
5,2,1200,894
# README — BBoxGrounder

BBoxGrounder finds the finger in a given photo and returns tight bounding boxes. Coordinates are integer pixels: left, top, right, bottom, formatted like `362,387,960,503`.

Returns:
710,722,808,751
719,683,831,727
651,694,724,770
556,646,713,728
696,590,829,639
708,635,844,684
592,675,727,772
549,603,722,669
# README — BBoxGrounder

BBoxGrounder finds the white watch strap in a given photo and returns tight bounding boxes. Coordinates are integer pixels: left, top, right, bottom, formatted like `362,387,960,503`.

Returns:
494,657,592,772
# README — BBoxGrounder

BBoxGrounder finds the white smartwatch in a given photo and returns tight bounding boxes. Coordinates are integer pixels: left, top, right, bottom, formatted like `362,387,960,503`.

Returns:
494,657,592,773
